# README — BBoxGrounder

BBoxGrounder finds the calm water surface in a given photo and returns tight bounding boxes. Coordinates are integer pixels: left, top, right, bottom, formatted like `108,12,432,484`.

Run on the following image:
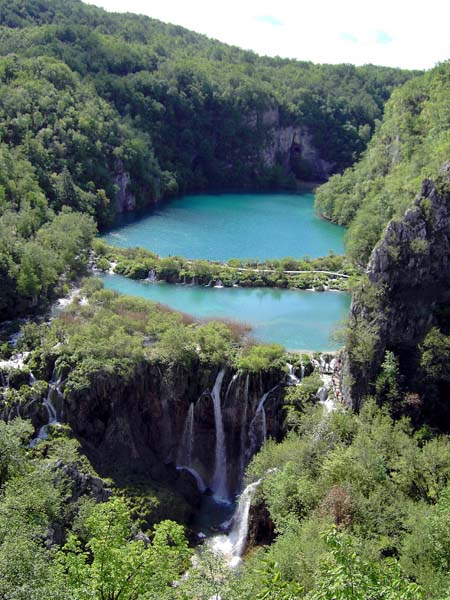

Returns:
102,192,345,260
100,274,350,351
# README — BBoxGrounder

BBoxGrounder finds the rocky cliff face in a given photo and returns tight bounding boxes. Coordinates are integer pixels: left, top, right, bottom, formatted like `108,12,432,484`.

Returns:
114,168,137,213
260,107,334,181
245,105,334,182
63,360,286,501
345,164,450,409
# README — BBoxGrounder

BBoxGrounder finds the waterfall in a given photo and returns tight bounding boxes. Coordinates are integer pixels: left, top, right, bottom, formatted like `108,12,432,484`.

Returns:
175,403,208,494
207,479,262,568
177,403,195,466
1,354,32,422
286,362,300,385
147,269,158,282
176,466,207,493
225,372,238,402
248,386,278,458
30,368,63,447
211,368,229,503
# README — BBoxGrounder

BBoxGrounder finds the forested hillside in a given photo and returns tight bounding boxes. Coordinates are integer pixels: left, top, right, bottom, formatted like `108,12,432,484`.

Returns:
0,0,417,321
316,60,450,265
313,59,450,437
0,0,415,189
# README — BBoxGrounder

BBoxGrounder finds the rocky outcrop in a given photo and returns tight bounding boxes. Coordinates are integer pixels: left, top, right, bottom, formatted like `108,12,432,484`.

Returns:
247,501,276,549
345,164,450,409
52,459,112,504
114,164,136,213
258,106,334,181
63,361,286,500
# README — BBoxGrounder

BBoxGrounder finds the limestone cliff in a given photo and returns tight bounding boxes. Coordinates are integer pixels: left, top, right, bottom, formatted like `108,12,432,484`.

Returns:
114,165,137,213
63,360,286,500
345,164,450,410
260,107,334,181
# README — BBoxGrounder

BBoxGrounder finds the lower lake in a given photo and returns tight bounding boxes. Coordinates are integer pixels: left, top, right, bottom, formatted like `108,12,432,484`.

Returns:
100,274,350,351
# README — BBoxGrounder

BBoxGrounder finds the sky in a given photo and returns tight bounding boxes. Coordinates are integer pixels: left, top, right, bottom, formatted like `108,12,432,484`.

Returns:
84,0,450,70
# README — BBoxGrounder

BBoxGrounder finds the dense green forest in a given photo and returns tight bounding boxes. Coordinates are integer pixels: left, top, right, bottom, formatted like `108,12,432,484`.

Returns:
316,60,450,266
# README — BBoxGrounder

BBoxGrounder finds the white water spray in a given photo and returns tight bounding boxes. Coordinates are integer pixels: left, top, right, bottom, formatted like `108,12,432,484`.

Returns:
248,385,278,457
30,368,63,447
286,363,300,385
208,479,262,568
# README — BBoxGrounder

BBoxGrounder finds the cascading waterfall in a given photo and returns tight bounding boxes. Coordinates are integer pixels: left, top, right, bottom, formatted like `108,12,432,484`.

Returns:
286,362,300,385
30,368,63,447
176,466,207,493
248,385,278,458
211,368,229,503
175,402,208,493
207,478,262,568
0,353,32,422
225,372,238,403
147,269,158,282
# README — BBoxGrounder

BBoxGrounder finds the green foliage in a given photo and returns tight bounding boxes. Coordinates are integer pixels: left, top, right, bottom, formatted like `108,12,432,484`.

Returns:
420,327,450,382
308,527,423,599
375,351,401,404
316,61,450,266
237,344,286,373
401,484,450,597
0,418,33,486
283,372,322,424
101,244,355,291
58,497,190,600
256,560,303,599
241,402,450,597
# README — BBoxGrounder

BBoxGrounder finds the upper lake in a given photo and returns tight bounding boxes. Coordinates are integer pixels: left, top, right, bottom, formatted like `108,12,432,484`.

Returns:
102,192,345,260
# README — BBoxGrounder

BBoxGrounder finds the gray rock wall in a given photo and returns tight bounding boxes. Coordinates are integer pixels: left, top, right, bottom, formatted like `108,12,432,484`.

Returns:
345,164,450,409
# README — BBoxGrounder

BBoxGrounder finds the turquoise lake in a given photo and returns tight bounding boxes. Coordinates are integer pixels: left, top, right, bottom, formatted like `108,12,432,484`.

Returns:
100,274,350,351
102,192,345,260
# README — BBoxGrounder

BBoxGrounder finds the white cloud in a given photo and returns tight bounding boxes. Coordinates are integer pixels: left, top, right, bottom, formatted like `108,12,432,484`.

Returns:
84,0,450,70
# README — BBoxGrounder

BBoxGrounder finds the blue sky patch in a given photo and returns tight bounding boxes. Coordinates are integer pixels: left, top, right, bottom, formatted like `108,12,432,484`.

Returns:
341,32,358,43
376,30,393,44
255,15,284,26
